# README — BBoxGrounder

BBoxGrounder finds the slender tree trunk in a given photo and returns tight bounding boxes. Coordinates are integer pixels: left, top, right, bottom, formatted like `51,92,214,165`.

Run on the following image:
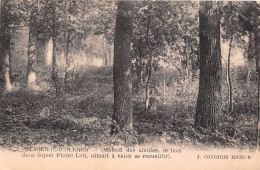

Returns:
256,15,260,151
227,36,233,113
183,66,189,93
110,44,114,65
108,44,112,66
111,1,134,135
0,0,11,93
64,29,72,92
247,32,255,87
144,6,152,110
51,2,64,99
51,3,58,94
195,1,222,129
9,37,14,79
183,56,189,93
52,37,58,96
103,34,108,66
63,1,72,93
137,38,144,87
27,6,38,88
183,45,190,93
145,57,152,109
163,57,166,104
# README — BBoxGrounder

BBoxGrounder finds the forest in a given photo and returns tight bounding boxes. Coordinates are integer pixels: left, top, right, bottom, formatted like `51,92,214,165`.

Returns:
0,0,260,151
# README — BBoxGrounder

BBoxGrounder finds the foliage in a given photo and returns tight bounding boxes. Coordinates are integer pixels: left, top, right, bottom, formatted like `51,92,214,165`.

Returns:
0,67,257,149
1,1,259,149
132,1,199,95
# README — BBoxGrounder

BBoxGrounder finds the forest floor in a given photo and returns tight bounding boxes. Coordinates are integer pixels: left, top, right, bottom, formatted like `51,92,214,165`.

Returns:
0,66,258,151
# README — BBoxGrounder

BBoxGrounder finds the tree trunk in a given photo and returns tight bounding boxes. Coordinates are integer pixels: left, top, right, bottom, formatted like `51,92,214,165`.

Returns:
183,67,189,93
103,34,108,66
27,6,38,88
64,1,73,93
64,29,72,92
0,0,11,93
145,56,152,110
256,15,260,151
227,36,233,113
163,58,166,104
247,31,255,87
183,46,190,93
51,4,58,93
111,1,134,135
108,45,112,66
110,44,114,65
195,1,222,129
51,2,64,99
183,58,189,93
144,6,152,110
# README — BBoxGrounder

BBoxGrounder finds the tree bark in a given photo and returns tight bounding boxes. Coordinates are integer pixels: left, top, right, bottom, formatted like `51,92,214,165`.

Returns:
183,53,189,93
103,34,108,66
247,31,255,86
0,0,11,93
27,6,38,88
256,15,260,151
51,2,64,99
108,45,112,66
145,57,152,110
110,44,114,65
144,6,152,110
195,1,222,129
51,3,58,90
227,36,233,113
64,29,72,92
111,1,134,135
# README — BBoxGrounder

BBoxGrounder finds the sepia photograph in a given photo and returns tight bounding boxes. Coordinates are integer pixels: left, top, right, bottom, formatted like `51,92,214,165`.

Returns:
0,0,259,169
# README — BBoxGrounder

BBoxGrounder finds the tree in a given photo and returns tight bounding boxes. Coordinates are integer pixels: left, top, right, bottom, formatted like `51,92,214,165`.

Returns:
27,4,38,88
226,34,233,113
195,1,222,129
238,2,258,87
237,1,260,150
50,0,64,99
222,1,236,113
0,0,12,93
111,1,134,135
132,1,199,108
247,31,255,85
143,3,152,110
256,11,260,151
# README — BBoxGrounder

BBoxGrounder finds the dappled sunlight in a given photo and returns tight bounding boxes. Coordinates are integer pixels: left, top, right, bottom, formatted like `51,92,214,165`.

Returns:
5,54,13,91
90,58,104,67
38,81,52,91
27,72,36,86
27,72,43,91
55,52,105,72
55,51,105,72
1,2,259,167
10,82,21,92
28,84,41,91
46,38,53,66
68,52,89,71
221,41,246,67
5,72,13,91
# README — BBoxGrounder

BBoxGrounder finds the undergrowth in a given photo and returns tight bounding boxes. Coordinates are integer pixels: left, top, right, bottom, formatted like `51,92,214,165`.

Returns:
0,66,258,151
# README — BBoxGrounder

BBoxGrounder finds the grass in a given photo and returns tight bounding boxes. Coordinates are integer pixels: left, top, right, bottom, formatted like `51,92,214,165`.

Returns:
0,66,258,150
